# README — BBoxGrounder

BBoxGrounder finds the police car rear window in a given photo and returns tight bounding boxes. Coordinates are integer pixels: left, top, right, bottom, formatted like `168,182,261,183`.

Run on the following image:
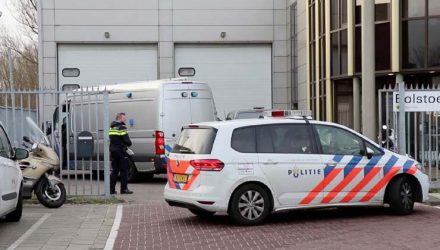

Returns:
173,127,217,154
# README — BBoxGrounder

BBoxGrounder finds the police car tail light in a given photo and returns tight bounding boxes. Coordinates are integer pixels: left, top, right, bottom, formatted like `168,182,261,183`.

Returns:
190,159,224,171
155,130,165,155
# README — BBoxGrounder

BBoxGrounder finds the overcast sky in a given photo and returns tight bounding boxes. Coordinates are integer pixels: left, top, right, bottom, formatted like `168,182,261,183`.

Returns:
0,0,24,36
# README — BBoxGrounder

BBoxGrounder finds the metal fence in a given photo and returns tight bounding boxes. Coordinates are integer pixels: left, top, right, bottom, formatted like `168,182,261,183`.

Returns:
378,84,440,188
0,88,111,197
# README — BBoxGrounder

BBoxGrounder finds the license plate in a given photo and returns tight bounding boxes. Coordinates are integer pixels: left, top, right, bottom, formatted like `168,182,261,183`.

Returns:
173,174,188,183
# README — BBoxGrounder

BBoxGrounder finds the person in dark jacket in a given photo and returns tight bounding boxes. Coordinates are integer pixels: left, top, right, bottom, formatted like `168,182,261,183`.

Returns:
109,112,133,194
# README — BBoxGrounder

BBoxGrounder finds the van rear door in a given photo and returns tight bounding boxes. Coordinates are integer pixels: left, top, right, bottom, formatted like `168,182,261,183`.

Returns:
188,83,216,123
162,84,191,153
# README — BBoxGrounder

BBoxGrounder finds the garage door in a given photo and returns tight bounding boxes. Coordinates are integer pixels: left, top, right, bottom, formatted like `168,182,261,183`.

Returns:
175,44,272,119
58,44,157,87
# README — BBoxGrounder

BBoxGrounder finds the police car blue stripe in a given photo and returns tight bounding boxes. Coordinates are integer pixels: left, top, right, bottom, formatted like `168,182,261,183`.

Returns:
324,155,344,177
343,156,363,177
165,145,173,153
333,155,344,162
363,155,383,176
175,182,181,190
402,160,415,173
383,155,399,175
324,165,336,177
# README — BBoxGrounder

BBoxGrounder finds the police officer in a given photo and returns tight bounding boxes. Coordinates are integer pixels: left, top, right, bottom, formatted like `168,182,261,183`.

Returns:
109,112,133,194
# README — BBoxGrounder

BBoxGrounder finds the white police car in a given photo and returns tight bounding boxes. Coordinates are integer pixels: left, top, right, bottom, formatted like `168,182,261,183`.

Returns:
164,114,429,225
0,122,27,222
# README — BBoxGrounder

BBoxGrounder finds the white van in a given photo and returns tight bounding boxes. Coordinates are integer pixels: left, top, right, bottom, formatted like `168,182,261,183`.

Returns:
57,79,218,181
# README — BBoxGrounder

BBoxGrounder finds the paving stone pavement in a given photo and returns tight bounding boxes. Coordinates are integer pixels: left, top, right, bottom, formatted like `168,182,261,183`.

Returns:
113,203,440,250
1,204,116,250
3,176,440,250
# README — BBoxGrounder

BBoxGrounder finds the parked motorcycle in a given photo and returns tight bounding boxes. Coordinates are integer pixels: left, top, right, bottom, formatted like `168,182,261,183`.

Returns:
19,117,66,208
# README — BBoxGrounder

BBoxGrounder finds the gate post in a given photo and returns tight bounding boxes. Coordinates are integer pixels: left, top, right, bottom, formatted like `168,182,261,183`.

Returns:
398,82,406,155
103,90,111,198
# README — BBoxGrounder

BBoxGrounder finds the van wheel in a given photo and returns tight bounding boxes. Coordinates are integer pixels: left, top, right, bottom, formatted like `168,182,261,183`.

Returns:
229,184,270,226
188,209,215,217
5,187,23,222
388,176,414,215
127,157,139,183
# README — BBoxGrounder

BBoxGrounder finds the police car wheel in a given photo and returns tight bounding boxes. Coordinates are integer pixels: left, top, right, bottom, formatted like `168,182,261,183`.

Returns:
388,176,414,215
229,184,270,226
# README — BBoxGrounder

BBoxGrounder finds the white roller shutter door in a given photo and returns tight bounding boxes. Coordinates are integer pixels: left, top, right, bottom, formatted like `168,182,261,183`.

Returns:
175,44,272,119
58,44,157,87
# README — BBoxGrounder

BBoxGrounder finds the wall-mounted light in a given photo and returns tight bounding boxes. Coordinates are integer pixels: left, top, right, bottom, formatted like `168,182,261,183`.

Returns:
104,32,110,39
220,32,226,38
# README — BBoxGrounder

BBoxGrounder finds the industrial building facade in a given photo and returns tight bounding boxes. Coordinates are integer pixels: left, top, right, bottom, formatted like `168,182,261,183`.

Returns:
38,0,307,119
39,0,440,136
306,0,440,136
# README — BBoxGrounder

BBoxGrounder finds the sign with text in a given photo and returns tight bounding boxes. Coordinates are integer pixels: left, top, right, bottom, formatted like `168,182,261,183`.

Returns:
393,91,440,112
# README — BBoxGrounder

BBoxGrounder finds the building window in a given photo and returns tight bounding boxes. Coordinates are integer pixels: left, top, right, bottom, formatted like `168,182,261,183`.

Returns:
428,18,440,67
330,0,348,77
402,0,440,70
354,2,391,73
309,0,317,118
334,79,353,129
375,3,389,22
429,0,440,16
375,23,391,70
290,3,299,109
403,0,425,18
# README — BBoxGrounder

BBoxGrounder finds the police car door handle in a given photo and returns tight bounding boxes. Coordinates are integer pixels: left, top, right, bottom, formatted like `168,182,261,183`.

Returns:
263,160,278,165
326,162,337,167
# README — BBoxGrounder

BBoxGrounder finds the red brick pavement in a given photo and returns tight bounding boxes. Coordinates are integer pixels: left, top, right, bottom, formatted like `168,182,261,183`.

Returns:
114,203,440,250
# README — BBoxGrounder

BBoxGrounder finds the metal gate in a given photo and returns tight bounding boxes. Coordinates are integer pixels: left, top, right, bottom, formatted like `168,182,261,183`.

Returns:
0,88,112,197
378,84,440,188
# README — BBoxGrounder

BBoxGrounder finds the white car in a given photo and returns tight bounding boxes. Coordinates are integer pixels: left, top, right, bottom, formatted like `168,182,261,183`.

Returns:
164,115,430,225
0,122,28,222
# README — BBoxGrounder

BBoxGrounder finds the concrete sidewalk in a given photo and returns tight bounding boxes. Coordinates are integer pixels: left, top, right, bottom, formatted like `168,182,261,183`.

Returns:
7,204,117,250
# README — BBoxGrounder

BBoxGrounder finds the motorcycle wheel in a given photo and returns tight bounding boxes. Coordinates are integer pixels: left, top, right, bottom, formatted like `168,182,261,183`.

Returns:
36,178,66,208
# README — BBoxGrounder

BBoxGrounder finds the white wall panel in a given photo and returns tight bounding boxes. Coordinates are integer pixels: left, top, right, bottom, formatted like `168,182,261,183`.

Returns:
42,26,55,41
172,0,273,10
159,0,172,9
54,10,158,26
55,26,158,42
173,10,273,26
58,44,158,86
42,10,55,25
42,0,54,9
175,44,272,118
174,26,273,42
55,0,158,10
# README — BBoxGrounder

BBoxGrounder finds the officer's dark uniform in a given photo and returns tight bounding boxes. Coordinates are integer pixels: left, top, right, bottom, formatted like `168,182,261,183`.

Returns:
109,120,132,194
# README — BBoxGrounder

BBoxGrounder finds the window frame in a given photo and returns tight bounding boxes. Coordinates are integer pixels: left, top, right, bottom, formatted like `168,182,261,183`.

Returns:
231,126,257,153
230,123,319,154
255,123,318,154
312,124,384,156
